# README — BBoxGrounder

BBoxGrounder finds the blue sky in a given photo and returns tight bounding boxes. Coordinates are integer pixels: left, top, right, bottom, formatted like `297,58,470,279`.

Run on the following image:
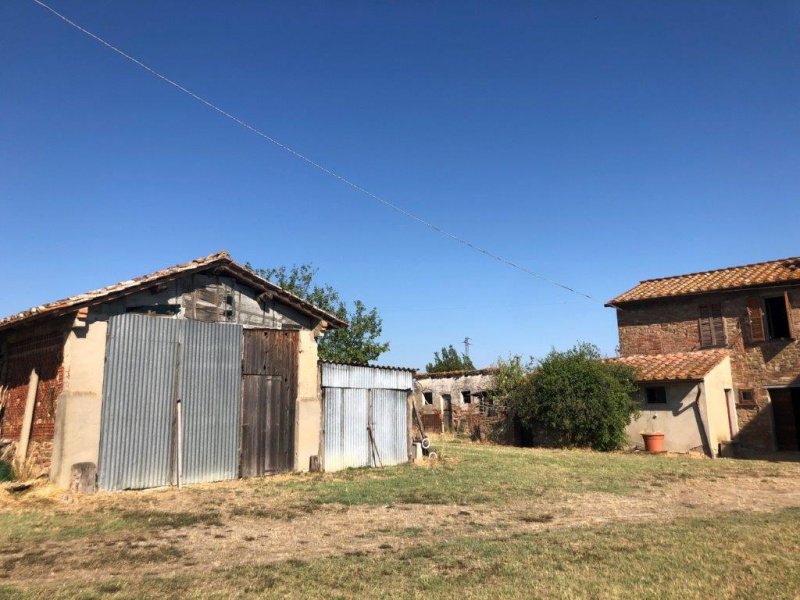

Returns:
1,1,799,368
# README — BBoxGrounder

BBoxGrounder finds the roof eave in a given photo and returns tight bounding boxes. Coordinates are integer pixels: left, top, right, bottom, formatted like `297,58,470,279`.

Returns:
0,254,349,334
607,278,800,307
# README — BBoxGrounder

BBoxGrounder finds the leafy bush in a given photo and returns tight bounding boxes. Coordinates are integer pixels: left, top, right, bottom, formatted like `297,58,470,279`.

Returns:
507,343,638,451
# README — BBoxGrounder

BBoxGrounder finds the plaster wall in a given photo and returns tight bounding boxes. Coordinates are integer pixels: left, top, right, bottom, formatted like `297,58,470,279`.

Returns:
49,317,107,487
626,381,710,454
702,357,735,454
294,329,321,472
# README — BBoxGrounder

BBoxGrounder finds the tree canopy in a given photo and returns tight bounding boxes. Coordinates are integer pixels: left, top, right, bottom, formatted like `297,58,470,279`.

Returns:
247,263,389,364
506,343,638,451
425,345,475,373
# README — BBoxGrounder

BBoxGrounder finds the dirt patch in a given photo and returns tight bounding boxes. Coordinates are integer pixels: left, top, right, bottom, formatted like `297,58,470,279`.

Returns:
3,475,799,587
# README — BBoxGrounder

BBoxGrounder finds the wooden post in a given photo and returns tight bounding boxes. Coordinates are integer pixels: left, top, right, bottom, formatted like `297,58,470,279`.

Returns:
16,369,39,461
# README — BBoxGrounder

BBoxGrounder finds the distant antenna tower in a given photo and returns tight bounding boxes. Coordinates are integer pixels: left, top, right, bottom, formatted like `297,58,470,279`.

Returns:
463,337,472,358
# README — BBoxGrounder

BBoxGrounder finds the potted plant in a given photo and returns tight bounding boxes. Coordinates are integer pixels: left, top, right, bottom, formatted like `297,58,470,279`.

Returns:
641,415,665,452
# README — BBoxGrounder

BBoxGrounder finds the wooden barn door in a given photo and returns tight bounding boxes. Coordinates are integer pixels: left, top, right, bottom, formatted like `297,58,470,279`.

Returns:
241,329,298,476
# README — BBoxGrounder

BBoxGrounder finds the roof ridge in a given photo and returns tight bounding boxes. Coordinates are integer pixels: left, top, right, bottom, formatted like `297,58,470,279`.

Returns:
639,255,800,284
0,250,347,331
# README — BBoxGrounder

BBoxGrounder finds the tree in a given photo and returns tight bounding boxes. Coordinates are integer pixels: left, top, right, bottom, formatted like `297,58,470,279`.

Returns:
490,354,535,405
425,345,475,373
506,343,638,451
247,263,389,364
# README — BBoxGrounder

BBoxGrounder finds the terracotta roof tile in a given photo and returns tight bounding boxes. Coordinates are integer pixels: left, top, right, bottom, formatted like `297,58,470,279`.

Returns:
608,349,729,382
608,256,800,305
0,251,348,332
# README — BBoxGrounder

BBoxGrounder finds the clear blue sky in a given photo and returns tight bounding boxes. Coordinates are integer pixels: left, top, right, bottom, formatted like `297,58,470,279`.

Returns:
1,1,799,368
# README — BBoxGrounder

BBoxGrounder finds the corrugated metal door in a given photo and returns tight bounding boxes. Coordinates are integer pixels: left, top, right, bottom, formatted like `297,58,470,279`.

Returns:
98,316,179,491
98,314,242,491
240,329,298,476
323,387,370,471
181,319,242,484
371,389,408,467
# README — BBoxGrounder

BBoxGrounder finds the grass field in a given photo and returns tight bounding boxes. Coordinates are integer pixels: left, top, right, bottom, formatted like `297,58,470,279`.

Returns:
2,440,799,599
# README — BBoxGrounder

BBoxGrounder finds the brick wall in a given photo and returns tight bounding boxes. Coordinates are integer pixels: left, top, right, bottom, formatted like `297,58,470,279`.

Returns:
615,286,800,450
0,326,67,470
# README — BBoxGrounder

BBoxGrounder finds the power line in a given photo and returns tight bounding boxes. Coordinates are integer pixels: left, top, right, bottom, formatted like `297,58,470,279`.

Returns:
30,0,596,301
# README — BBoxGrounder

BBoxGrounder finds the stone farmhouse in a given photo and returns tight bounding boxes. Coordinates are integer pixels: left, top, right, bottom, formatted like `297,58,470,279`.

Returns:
608,256,800,454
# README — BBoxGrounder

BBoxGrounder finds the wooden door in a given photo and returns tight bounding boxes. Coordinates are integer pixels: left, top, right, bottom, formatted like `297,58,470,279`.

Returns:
771,388,799,451
240,329,298,476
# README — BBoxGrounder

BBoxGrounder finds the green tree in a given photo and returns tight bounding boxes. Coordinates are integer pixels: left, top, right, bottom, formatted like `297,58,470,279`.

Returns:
507,343,638,451
247,263,389,364
491,354,535,405
426,345,475,373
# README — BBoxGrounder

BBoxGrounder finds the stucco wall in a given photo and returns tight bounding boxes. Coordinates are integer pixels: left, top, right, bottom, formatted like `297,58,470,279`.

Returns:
702,357,734,454
626,381,710,454
49,317,107,487
294,329,321,472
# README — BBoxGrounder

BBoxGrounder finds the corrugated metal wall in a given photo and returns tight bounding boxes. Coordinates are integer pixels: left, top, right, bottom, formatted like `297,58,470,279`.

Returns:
98,315,178,491
181,318,242,485
320,362,412,390
321,363,412,472
371,389,408,467
98,314,242,491
323,388,370,471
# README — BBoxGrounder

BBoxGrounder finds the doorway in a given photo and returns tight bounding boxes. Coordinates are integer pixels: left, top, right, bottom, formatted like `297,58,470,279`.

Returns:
240,329,298,476
770,388,800,451
442,394,453,432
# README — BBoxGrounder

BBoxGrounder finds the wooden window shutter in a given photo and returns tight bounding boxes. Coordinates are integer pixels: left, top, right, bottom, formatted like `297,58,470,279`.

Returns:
785,291,795,339
698,305,713,347
746,298,766,343
711,303,726,345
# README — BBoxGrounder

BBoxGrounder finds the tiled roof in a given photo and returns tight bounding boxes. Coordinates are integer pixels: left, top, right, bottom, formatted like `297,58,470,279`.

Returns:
608,256,800,305
415,368,499,379
0,251,348,332
608,350,729,382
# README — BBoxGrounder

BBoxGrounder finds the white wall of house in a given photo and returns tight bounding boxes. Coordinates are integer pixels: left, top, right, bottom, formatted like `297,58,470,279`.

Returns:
625,358,734,456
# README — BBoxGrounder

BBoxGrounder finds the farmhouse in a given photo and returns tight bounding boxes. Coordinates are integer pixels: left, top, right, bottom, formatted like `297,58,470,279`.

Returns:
0,252,413,490
608,256,800,454
413,368,497,432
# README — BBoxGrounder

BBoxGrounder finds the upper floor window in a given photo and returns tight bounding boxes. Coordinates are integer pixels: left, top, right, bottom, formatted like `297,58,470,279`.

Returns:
423,392,433,405
747,292,795,343
461,390,472,404
765,296,792,339
698,303,726,348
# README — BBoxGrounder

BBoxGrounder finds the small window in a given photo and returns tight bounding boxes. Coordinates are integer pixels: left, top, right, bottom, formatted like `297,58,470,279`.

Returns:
423,392,433,405
645,386,667,404
737,389,756,407
461,391,471,404
764,296,792,340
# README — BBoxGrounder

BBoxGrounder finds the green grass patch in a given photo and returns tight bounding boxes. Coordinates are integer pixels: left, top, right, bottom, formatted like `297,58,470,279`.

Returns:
0,510,223,545
271,441,799,507
4,508,799,599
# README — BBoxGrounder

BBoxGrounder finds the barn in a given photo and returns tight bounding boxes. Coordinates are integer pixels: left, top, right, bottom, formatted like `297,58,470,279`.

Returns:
0,252,412,491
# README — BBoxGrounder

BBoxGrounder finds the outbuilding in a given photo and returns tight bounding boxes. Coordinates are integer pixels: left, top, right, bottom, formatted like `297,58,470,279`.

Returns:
0,251,358,490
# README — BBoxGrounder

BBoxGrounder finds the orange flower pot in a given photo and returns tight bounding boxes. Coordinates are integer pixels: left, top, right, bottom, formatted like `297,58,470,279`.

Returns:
641,432,665,453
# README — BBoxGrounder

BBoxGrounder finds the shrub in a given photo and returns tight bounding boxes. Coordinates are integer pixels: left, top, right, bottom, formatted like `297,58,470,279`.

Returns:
507,343,638,451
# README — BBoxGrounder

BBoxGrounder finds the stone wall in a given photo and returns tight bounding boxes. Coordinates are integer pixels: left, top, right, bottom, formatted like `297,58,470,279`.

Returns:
614,285,800,450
